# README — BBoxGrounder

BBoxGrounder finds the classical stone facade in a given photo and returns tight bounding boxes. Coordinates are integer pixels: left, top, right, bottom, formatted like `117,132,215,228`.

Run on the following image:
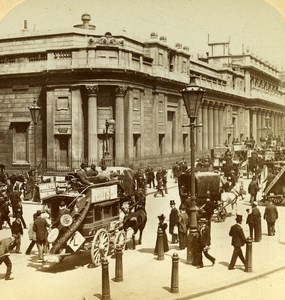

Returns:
0,14,284,173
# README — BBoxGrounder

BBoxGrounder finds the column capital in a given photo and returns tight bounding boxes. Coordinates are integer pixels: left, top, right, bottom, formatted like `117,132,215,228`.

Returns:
202,100,208,108
250,107,257,113
208,101,214,108
213,102,219,109
115,86,128,96
85,84,99,95
218,102,225,110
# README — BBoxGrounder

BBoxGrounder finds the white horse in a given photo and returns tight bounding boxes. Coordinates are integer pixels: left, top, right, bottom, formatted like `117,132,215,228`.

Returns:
220,182,245,216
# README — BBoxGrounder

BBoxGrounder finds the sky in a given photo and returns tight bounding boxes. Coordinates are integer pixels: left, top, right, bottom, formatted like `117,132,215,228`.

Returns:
0,0,285,69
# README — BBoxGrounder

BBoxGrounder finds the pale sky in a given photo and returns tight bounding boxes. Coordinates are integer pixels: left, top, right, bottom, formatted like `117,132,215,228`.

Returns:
0,0,285,69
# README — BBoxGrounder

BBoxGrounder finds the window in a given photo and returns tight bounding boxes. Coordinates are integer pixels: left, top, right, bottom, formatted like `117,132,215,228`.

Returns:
159,134,165,155
183,134,188,153
56,135,70,168
133,134,141,158
133,97,140,111
159,53,163,65
182,61,187,73
13,123,29,163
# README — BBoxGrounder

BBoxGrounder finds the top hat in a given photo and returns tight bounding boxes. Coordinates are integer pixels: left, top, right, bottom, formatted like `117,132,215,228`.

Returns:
198,217,207,223
170,200,175,206
157,214,165,221
235,214,243,222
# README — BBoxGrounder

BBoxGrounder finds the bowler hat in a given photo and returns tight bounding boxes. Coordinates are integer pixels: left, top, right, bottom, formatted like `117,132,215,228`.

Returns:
235,214,243,222
170,200,175,206
157,214,165,221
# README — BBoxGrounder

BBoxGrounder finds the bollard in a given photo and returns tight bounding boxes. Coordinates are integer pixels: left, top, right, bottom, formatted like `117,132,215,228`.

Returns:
101,257,111,300
157,227,164,260
245,237,253,273
115,246,123,282
171,253,179,293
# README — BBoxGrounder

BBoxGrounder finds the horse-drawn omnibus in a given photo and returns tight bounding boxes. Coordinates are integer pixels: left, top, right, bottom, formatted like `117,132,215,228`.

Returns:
41,167,140,267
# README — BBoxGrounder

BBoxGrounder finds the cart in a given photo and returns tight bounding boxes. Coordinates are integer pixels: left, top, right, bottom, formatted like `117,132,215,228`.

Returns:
262,165,285,205
43,181,129,266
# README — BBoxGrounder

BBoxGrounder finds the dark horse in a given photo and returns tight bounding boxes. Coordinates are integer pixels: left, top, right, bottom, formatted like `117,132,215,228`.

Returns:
123,207,147,250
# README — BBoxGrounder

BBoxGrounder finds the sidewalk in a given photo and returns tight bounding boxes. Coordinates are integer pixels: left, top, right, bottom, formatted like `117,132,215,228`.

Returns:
84,173,285,300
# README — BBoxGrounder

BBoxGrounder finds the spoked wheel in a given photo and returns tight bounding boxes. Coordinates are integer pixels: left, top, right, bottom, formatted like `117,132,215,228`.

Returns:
272,196,283,205
217,208,227,222
91,229,110,267
114,230,127,252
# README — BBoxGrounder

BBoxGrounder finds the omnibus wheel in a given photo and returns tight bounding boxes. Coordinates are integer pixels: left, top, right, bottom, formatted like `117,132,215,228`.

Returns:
114,230,127,252
91,229,110,267
272,197,283,205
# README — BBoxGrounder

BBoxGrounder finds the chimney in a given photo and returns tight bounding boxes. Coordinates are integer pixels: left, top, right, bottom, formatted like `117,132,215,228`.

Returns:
22,20,28,32
74,13,96,30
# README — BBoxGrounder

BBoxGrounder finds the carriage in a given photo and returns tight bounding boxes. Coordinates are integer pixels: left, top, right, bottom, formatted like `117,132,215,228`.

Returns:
178,171,221,208
262,164,285,205
41,167,137,266
42,181,128,266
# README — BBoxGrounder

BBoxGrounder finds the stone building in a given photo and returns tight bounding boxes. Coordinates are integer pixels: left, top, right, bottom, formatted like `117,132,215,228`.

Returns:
0,14,284,173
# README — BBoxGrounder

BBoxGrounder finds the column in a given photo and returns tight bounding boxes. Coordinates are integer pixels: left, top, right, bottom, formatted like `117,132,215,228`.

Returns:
202,101,208,151
244,108,250,140
208,101,214,149
115,86,127,166
257,109,262,145
270,112,275,137
196,106,203,152
85,85,98,164
274,112,278,138
261,110,266,140
218,103,224,146
126,89,134,161
213,103,219,147
251,108,257,142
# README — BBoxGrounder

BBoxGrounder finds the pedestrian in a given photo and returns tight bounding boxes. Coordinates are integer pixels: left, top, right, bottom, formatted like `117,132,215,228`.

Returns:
15,202,27,229
177,204,189,250
0,236,15,280
134,168,146,191
196,218,216,268
248,176,259,205
154,214,169,254
169,200,179,244
161,166,168,194
86,163,99,177
263,199,278,236
251,201,262,242
172,162,180,183
145,165,155,188
228,214,247,270
201,191,216,233
246,208,254,239
10,184,21,218
11,216,23,253
154,177,165,197
33,210,50,261
25,213,37,255
0,196,11,229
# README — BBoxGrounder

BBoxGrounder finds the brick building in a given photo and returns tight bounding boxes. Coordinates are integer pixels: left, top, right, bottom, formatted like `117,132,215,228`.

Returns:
0,14,284,174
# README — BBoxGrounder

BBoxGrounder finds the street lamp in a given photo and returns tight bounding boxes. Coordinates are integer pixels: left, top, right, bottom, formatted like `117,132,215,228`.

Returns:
28,100,41,181
181,75,204,265
101,118,116,167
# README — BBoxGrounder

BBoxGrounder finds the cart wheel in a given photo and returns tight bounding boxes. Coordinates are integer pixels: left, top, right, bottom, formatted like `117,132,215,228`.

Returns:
217,208,227,222
91,229,110,267
114,230,126,252
272,197,283,205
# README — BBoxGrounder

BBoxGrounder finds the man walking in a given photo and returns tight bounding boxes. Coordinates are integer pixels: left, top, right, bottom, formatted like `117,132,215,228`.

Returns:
263,199,278,236
33,210,50,261
248,176,259,205
0,236,15,280
228,214,247,270
169,200,179,244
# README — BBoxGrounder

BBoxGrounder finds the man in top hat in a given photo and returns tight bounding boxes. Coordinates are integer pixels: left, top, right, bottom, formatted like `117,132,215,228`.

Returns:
196,217,216,268
169,200,179,243
228,214,247,270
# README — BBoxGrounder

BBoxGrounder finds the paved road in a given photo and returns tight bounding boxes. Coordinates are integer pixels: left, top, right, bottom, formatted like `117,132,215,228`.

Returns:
1,175,285,300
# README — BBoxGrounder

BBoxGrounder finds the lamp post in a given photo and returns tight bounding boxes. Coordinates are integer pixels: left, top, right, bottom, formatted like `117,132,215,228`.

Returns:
101,118,116,167
28,100,41,181
181,76,204,229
